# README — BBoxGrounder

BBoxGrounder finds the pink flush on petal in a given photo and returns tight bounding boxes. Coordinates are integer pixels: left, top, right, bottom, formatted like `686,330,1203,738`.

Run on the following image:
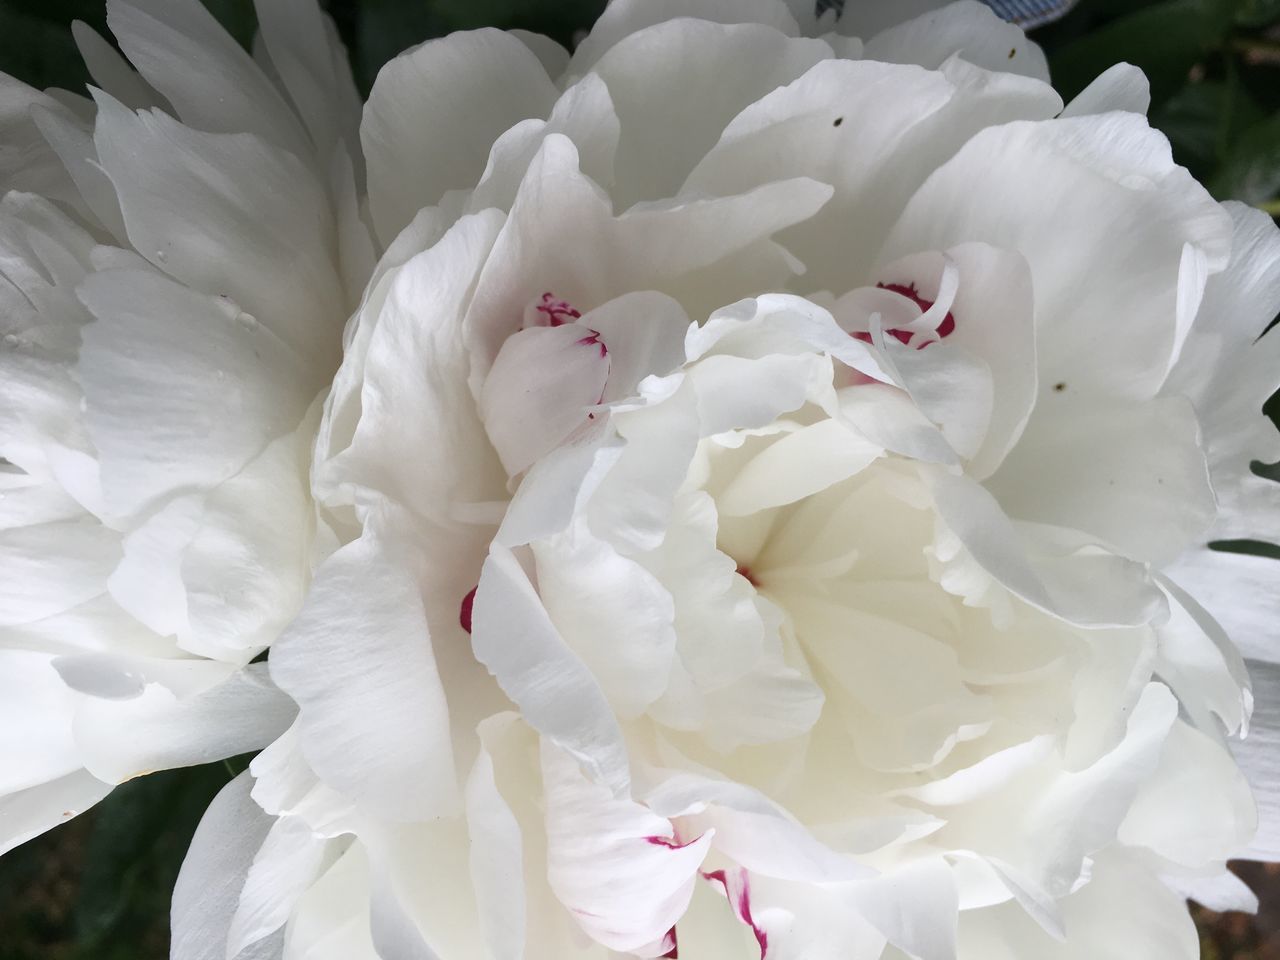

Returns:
852,282,955,349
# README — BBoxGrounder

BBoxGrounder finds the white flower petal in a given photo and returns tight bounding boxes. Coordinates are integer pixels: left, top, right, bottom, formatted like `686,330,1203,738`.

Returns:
1060,63,1151,117
716,418,881,517
77,268,315,518
71,19,166,111
689,55,1059,295
0,75,78,199
171,772,277,960
797,595,989,772
479,323,611,477
1165,202,1280,542
0,650,80,793
247,725,356,837
269,517,460,822
29,103,129,242
226,814,329,958
67,661,295,784
0,770,111,857
589,20,829,205
361,28,558,245
645,771,868,883
323,210,508,523
1168,868,1258,913
1118,718,1255,867
359,818,491,960
472,542,631,794
179,422,314,661
987,395,1215,566
279,844,378,959
1166,547,1279,665
465,135,833,380
1233,657,1280,860
107,494,201,639
925,243,1037,479
0,518,119,626
853,856,959,960
468,72,621,215
1153,576,1251,736
106,0,311,158
532,524,677,719
464,716,527,960
542,739,712,953
253,0,363,168
91,93,344,367
883,112,1231,401
990,683,1176,897
584,291,690,402
864,0,1050,81
568,0,800,73
959,849,1198,960
0,193,96,478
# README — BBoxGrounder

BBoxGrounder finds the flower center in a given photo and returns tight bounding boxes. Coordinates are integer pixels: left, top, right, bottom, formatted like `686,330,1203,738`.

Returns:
852,282,955,349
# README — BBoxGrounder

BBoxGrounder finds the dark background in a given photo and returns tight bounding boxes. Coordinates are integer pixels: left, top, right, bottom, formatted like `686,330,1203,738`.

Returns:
0,0,1278,957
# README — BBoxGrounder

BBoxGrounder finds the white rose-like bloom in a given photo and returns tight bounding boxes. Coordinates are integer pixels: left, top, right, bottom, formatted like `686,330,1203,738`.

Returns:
0,0,376,852
3,1,1280,959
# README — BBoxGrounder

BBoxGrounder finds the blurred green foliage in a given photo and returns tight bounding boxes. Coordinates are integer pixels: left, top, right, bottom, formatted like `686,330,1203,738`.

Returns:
1039,0,1280,210
0,761,245,960
0,1,1277,958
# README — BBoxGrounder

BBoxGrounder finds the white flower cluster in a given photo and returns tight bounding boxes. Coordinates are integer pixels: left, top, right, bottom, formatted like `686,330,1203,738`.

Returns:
2,1,1279,958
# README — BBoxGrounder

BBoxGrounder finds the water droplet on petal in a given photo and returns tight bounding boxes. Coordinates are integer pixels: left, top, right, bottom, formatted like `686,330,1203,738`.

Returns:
236,312,258,331
155,250,168,263
2,334,17,348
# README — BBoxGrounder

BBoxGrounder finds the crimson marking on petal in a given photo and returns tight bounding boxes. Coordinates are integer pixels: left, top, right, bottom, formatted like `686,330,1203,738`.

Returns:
735,564,760,587
645,831,704,850
661,925,679,958
535,291,582,327
851,282,955,350
576,328,608,358
702,868,768,957
459,586,477,634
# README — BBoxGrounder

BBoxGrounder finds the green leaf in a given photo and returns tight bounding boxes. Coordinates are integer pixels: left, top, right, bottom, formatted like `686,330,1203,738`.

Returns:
199,0,257,50
1048,0,1235,106
0,1,90,93
428,0,606,46
0,0,106,29
1210,538,1280,559
1235,0,1280,26
70,763,239,959
1209,111,1280,205
343,0,453,94
1153,78,1267,180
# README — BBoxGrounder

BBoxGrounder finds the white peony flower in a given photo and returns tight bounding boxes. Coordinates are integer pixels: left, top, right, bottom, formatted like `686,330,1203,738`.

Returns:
0,0,373,851
3,1,1279,959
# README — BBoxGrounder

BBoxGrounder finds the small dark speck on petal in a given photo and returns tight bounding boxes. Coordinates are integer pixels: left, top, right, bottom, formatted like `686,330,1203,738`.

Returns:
1008,47,1017,58
1053,382,1066,392
833,116,843,127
